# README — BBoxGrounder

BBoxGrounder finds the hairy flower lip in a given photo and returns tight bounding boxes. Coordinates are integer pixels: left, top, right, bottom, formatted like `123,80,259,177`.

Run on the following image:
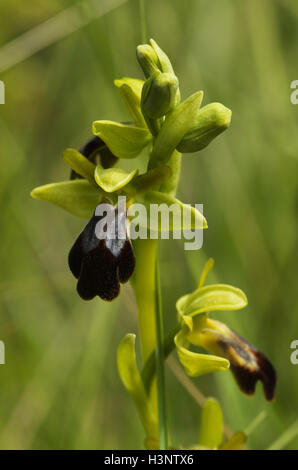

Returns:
68,201,135,301
199,320,277,401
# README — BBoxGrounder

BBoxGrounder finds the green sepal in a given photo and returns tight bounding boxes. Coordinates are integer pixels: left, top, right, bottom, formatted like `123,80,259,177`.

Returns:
117,334,158,438
94,166,138,193
200,398,223,449
174,327,230,377
149,91,204,167
114,77,146,128
92,120,151,159
62,148,96,185
177,102,232,153
176,284,248,319
31,180,103,219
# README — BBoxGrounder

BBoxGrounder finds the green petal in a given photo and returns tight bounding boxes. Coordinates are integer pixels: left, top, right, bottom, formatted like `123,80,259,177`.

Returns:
198,258,214,289
94,166,138,193
174,329,229,377
200,398,223,449
176,284,248,319
219,432,246,450
62,148,96,185
114,77,146,128
31,180,102,219
138,190,207,232
92,120,151,159
117,334,158,438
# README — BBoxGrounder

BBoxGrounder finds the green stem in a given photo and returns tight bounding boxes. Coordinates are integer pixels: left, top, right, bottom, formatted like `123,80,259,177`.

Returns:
131,238,157,363
141,324,179,392
139,0,147,43
155,249,168,449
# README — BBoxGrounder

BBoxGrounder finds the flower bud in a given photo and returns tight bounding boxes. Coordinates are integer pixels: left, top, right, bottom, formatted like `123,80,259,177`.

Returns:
136,44,160,78
177,103,232,153
141,71,179,119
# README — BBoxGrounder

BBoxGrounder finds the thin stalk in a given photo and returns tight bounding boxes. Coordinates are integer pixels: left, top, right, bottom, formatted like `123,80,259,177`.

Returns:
155,248,168,450
139,0,147,43
132,239,157,363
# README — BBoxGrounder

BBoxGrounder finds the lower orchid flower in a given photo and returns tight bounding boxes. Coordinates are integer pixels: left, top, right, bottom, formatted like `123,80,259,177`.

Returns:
175,259,277,401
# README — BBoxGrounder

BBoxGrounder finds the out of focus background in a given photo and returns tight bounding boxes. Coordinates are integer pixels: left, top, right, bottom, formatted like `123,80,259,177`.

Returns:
0,0,298,450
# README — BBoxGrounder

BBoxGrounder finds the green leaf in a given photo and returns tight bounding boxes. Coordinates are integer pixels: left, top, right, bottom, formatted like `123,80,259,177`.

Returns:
117,334,158,438
114,77,146,128
176,284,248,319
92,120,151,159
149,91,204,167
174,328,229,377
94,166,138,193
200,398,223,449
137,190,207,232
31,180,102,219
219,432,246,450
62,148,96,185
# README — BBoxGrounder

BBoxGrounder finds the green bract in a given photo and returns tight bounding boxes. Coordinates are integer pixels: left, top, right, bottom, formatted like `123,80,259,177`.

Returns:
149,91,204,167
199,398,223,449
177,103,232,153
117,334,158,439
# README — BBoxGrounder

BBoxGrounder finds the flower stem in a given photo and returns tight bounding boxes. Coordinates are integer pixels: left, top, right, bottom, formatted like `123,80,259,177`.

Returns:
155,247,168,450
139,0,147,43
132,239,157,363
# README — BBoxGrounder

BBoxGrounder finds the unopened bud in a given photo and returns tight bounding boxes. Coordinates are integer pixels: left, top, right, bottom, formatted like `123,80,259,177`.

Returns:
136,44,160,78
141,71,179,119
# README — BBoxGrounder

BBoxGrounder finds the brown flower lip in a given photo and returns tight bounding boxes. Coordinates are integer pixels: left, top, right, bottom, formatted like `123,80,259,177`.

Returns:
68,201,135,301
199,319,277,401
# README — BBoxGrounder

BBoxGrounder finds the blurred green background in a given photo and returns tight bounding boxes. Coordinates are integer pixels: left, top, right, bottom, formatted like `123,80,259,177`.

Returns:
0,0,298,450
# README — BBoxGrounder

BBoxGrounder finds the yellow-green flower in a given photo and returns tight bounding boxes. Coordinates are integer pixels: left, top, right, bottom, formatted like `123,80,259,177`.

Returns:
175,259,277,401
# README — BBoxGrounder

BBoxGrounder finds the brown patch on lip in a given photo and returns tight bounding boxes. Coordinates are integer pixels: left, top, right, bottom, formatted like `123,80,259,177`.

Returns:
199,320,277,401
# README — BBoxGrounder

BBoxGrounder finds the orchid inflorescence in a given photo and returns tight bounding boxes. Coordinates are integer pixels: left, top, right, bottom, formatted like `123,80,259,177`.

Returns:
31,39,276,450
